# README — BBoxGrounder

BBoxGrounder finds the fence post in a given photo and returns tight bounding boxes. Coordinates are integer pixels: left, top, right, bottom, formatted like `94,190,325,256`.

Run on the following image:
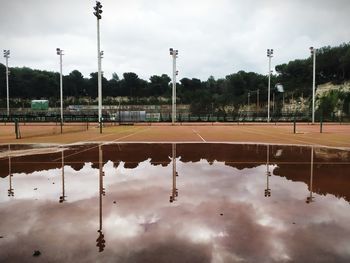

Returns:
293,116,296,134
100,117,103,134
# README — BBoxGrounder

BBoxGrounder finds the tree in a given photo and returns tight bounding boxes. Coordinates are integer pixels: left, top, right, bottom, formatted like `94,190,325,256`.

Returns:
148,74,171,97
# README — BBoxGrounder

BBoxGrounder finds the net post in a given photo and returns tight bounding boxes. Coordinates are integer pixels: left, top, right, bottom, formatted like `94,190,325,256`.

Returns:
15,119,20,139
100,117,102,134
293,116,296,134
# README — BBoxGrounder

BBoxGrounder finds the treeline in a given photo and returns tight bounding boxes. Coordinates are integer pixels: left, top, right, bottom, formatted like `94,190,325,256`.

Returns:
0,42,350,112
276,43,350,98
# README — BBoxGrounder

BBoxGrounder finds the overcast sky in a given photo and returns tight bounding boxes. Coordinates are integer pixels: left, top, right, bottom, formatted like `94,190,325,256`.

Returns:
0,0,349,81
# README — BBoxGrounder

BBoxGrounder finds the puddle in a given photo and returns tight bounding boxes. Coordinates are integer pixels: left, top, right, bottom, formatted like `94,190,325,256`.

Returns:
0,143,350,262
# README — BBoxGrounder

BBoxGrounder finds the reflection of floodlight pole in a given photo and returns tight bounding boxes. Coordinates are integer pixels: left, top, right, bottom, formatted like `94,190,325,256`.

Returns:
169,48,178,125
267,49,274,122
169,143,178,203
93,1,103,132
7,145,14,197
306,146,315,204
97,144,105,252
3,50,10,116
310,47,316,124
56,48,64,134
264,144,271,197
59,150,66,203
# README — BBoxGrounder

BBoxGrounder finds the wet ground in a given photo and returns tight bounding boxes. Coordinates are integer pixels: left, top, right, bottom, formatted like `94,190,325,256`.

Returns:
0,143,350,262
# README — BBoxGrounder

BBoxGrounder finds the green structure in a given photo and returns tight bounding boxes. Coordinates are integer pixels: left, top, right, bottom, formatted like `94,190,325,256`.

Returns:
31,100,49,110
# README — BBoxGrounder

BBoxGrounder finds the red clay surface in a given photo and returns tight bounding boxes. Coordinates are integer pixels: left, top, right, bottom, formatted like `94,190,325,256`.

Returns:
0,122,349,148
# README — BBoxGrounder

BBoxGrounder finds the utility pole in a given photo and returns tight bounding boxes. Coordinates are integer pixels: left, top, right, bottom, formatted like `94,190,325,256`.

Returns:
3,50,10,116
169,48,178,125
267,49,274,122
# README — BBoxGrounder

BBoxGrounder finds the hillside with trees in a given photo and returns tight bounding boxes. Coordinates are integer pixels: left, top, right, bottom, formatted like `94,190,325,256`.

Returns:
0,42,350,116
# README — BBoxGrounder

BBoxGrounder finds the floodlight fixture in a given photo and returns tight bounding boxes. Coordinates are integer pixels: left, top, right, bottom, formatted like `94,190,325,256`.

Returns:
3,50,10,58
267,48,273,57
93,1,103,20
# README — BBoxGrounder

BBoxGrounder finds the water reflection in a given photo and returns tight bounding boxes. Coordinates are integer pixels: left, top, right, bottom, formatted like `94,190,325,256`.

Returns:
97,144,106,252
264,144,271,198
170,143,179,203
7,145,14,197
306,146,315,204
0,143,350,262
59,150,66,203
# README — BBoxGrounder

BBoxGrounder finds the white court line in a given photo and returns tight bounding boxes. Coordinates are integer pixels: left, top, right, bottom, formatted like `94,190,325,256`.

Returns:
192,129,206,142
53,127,150,161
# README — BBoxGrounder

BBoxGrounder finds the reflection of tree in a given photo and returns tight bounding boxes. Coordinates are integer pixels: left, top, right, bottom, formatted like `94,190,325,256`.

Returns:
59,150,66,203
169,144,179,203
7,145,14,197
96,145,106,252
264,145,271,198
306,146,315,204
2,143,349,205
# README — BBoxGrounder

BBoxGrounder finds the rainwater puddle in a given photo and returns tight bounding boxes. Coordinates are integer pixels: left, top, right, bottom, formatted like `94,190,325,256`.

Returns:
0,143,350,262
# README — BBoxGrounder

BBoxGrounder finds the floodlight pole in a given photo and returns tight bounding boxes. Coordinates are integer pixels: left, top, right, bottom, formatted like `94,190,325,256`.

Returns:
56,48,64,133
3,50,10,117
310,47,316,124
169,48,178,125
97,19,102,130
94,1,103,132
267,49,273,123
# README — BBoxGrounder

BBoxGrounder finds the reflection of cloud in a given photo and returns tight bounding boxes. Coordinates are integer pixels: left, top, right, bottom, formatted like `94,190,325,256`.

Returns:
1,147,350,262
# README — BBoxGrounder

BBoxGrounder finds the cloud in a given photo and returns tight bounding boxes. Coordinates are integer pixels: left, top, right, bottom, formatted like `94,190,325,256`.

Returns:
0,0,349,80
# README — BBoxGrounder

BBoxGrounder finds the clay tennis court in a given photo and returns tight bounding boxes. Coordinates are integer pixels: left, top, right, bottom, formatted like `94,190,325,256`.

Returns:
1,122,349,148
